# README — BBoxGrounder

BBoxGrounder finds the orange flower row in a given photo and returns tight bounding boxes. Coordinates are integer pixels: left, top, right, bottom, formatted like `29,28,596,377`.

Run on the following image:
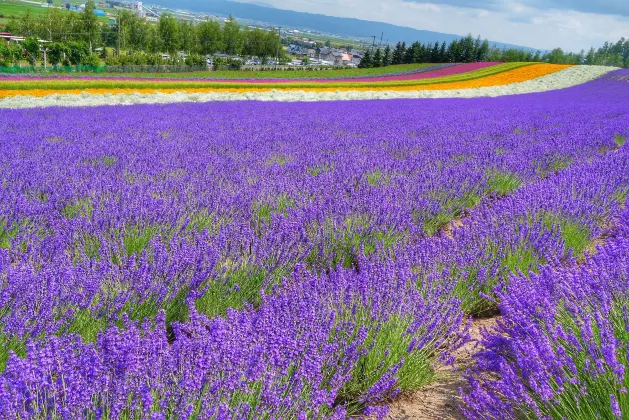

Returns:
0,64,570,98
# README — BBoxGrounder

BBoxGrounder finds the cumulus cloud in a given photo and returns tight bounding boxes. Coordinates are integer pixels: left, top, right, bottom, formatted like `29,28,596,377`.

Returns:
237,0,627,51
405,0,629,16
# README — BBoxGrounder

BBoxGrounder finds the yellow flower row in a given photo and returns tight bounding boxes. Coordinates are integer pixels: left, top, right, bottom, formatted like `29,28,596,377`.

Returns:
0,64,570,98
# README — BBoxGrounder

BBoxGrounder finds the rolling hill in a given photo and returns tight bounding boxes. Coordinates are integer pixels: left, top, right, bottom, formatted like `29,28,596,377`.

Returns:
155,0,541,51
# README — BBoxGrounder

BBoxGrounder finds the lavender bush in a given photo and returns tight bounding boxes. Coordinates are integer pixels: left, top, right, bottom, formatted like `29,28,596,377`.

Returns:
462,205,629,419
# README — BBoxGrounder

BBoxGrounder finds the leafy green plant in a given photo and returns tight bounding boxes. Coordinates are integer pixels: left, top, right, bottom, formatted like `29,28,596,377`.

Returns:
487,171,522,197
61,198,93,220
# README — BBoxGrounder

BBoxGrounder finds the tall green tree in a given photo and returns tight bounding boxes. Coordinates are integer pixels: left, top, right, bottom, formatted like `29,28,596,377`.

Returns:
179,21,195,54
82,1,100,50
67,41,89,65
48,42,69,66
196,19,223,55
372,48,382,67
223,15,242,55
403,44,414,64
359,49,372,68
439,42,447,63
382,44,391,67
23,37,41,65
392,41,404,65
430,41,440,62
158,14,180,54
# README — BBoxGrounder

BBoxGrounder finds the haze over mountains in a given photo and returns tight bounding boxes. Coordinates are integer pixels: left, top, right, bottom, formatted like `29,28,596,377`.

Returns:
155,0,541,52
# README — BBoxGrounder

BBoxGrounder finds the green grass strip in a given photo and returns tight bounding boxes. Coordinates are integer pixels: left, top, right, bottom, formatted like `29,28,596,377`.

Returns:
40,63,437,80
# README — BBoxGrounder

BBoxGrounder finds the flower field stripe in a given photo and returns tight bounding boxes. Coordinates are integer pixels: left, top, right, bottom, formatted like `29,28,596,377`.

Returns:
0,63,501,84
0,65,612,107
0,63,458,83
0,62,532,94
0,62,439,81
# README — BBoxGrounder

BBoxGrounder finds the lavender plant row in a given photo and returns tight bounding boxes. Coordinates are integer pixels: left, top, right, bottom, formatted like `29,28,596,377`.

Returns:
462,203,629,419
0,70,628,418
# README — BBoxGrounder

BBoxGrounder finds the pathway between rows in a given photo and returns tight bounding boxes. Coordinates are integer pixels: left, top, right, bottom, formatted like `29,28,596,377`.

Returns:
386,316,499,420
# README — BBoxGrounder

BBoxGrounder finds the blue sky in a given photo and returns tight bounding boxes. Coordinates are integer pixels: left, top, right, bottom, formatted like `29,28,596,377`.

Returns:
236,0,627,51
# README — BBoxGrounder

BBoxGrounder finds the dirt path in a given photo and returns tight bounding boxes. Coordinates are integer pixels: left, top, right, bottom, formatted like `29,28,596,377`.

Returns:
386,317,499,420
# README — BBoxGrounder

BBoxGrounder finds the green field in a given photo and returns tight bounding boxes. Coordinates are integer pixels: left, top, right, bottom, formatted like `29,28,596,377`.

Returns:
28,63,436,79
0,1,109,24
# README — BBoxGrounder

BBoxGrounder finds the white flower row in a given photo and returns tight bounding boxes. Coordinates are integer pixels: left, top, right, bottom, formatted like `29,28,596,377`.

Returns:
0,65,618,109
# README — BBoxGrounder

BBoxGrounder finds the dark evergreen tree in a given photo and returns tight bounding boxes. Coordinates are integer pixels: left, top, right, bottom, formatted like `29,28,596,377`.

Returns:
431,41,440,62
392,41,405,65
359,49,372,68
382,44,391,67
439,42,447,63
404,44,414,64
372,48,382,67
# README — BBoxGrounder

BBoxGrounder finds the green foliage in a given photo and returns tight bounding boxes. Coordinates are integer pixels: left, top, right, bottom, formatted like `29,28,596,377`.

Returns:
250,194,295,238
542,213,592,257
487,171,522,197
448,242,544,316
528,300,629,420
614,186,628,205
122,225,157,258
22,37,40,65
307,163,331,176
358,50,372,69
213,56,243,70
615,134,627,148
195,264,271,318
62,283,190,344
536,154,572,179
67,41,90,66
48,42,70,66
61,198,93,220
372,48,382,68
0,219,23,249
305,215,404,274
83,53,101,68
338,315,435,415
223,15,243,56
158,14,180,55
366,169,389,187
418,190,481,237
0,334,26,372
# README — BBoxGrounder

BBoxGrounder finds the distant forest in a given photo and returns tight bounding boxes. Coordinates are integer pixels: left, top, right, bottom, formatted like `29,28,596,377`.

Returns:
360,36,629,68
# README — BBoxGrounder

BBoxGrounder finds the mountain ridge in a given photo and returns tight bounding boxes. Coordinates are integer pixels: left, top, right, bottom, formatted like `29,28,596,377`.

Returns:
156,0,541,52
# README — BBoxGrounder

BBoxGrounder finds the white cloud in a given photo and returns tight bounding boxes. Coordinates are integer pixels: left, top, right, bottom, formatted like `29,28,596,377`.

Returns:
237,0,627,51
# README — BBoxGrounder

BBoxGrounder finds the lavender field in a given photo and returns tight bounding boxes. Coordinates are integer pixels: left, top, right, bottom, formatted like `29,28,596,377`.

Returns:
0,70,628,419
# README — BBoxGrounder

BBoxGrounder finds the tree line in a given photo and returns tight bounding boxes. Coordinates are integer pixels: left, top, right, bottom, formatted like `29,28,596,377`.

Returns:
359,35,629,68
0,1,284,67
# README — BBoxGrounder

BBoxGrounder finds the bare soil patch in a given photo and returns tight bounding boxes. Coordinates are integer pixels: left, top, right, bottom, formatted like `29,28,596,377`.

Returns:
386,317,499,420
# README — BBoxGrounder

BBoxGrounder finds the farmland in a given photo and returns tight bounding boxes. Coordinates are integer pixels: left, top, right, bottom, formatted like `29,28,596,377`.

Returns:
0,63,628,419
0,0,109,24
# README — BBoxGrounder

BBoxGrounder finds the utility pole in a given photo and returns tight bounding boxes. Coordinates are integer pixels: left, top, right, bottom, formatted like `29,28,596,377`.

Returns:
275,26,281,68
117,13,121,57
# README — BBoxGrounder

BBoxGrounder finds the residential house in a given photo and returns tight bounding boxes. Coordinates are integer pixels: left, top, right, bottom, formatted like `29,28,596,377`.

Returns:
350,52,363,66
304,48,316,58
331,52,351,66
318,47,334,62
